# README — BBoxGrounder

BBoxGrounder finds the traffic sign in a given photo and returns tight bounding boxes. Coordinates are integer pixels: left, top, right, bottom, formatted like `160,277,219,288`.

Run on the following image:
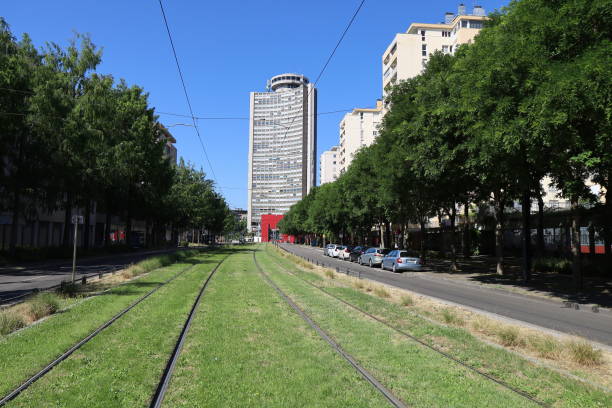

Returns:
71,215,84,224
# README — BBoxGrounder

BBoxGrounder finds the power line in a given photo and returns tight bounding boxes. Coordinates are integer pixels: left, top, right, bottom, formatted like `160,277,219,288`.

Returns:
279,0,367,143
157,0,220,191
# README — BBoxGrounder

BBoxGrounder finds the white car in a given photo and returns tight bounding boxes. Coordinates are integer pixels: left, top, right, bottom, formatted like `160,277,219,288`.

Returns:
327,244,340,257
331,245,347,258
338,246,352,261
324,244,334,256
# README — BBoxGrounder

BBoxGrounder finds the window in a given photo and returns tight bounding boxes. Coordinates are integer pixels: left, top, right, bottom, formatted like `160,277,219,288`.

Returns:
422,58,428,68
442,45,449,53
442,31,450,37
461,20,468,28
450,45,453,53
469,20,483,29
422,44,427,56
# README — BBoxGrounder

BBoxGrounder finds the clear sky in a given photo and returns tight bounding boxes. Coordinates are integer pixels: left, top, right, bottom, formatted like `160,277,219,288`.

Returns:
2,1,509,209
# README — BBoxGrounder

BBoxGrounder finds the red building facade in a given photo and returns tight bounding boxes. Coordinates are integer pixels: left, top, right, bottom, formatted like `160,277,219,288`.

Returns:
260,214,295,243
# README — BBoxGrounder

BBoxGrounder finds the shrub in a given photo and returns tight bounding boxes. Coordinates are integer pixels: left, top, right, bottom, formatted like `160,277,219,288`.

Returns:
352,280,365,289
529,335,561,359
440,309,464,326
533,257,571,274
56,282,80,298
566,340,604,366
373,286,390,298
400,295,414,307
0,310,25,335
497,326,524,347
24,293,60,321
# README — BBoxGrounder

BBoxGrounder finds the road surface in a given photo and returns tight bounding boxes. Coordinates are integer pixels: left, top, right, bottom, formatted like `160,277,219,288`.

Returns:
0,248,186,304
281,244,612,347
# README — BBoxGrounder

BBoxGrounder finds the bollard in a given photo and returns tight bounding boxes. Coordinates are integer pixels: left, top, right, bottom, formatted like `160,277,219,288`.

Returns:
99,273,103,279
81,276,87,285
336,267,339,274
358,270,361,279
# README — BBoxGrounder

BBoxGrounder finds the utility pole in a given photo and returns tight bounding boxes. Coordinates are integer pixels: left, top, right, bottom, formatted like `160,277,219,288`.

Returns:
71,215,84,285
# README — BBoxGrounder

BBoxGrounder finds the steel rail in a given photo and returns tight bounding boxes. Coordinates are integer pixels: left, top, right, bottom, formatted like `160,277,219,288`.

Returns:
252,251,408,408
149,254,229,408
268,247,549,407
0,259,204,407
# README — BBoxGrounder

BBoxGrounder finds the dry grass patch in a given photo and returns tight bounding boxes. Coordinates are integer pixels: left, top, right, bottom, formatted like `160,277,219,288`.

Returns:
352,280,365,290
373,286,391,299
566,340,604,367
324,270,336,279
22,293,60,322
400,295,414,307
496,326,526,348
440,308,465,326
0,309,26,335
529,335,561,359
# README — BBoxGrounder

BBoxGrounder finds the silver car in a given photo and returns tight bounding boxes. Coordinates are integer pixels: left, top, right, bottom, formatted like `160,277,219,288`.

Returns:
358,248,390,267
382,250,422,272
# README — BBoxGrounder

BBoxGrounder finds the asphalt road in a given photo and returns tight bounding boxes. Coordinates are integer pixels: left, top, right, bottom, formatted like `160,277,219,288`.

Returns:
0,248,187,304
281,244,612,347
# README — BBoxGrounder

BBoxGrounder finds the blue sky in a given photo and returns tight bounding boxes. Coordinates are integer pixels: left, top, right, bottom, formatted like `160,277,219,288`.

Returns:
3,1,508,209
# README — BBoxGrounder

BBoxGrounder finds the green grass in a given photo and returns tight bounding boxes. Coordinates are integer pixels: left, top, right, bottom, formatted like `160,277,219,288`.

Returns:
0,310,25,335
7,252,227,407
0,255,205,398
162,250,389,407
264,246,611,407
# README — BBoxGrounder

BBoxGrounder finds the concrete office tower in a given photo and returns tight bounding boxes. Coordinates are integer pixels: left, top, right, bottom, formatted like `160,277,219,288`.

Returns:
320,146,340,185
248,73,317,237
338,100,383,174
382,4,487,100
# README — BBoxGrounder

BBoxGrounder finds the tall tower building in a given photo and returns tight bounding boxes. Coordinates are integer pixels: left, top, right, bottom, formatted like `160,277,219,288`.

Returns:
248,73,317,237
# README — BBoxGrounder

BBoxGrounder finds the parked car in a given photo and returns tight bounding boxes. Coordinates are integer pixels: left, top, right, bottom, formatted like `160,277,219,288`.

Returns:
330,245,345,258
338,246,353,261
381,250,422,272
324,244,334,256
358,247,390,267
349,246,366,262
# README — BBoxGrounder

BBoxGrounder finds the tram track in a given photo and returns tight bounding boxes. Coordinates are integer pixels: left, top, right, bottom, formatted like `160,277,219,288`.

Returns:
266,249,549,407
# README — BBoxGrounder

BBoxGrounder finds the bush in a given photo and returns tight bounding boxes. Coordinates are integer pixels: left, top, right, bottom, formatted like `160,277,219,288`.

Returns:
497,326,525,347
352,280,365,289
324,270,335,279
56,282,80,297
566,340,604,366
440,309,464,326
373,286,390,298
533,257,571,274
400,295,414,307
24,293,60,321
0,310,25,335
178,240,189,247
529,335,561,359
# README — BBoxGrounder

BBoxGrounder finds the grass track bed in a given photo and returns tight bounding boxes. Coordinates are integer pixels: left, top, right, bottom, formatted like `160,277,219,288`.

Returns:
4,252,226,407
266,247,612,407
0,260,199,398
162,249,390,407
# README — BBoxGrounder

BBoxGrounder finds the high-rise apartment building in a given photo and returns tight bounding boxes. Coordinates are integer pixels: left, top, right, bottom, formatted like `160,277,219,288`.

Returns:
382,4,487,99
247,73,317,236
338,100,383,174
320,146,340,185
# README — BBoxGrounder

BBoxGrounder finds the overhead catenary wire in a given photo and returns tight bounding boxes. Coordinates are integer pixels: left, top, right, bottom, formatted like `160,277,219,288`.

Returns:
157,0,220,191
278,0,367,144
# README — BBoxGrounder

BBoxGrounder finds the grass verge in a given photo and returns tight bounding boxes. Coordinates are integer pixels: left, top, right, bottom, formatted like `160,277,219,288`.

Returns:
0,253,206,398
6,252,227,407
266,246,612,406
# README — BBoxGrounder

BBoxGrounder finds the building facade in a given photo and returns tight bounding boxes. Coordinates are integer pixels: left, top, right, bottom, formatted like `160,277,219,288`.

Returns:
338,100,383,174
247,73,317,236
320,146,339,185
382,4,487,100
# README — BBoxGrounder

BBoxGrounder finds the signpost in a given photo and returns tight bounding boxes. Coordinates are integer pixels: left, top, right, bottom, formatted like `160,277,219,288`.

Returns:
71,215,84,285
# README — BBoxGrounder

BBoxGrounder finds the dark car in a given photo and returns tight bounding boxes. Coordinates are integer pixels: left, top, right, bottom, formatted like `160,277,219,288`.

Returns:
348,246,366,262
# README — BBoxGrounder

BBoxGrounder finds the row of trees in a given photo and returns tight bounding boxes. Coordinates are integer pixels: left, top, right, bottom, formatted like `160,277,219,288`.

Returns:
0,19,233,252
280,0,611,287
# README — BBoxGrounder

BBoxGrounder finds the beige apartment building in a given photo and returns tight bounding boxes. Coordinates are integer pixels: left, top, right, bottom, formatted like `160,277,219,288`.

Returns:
338,100,383,174
382,4,487,100
320,146,340,185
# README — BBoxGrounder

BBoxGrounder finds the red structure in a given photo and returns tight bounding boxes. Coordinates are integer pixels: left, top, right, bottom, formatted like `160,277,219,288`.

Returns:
260,214,295,243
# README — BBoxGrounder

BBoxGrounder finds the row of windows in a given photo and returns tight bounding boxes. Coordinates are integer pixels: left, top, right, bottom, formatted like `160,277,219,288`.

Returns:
271,75,308,84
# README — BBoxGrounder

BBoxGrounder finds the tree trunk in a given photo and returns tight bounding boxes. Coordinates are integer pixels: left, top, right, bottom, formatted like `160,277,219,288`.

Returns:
449,205,459,272
83,200,91,250
494,197,506,276
62,195,72,248
419,220,427,265
537,193,545,257
521,190,532,282
463,201,471,258
8,187,21,256
604,186,611,275
570,199,582,290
